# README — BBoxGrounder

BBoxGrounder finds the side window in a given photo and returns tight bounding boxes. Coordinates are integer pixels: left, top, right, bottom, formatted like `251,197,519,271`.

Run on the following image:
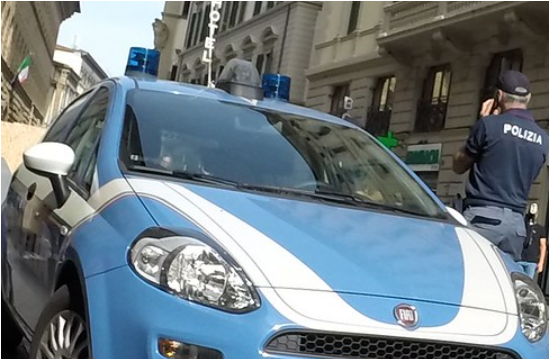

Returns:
64,88,110,194
42,92,92,143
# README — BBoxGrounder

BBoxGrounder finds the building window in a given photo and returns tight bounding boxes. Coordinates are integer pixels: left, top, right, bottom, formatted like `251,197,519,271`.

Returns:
255,52,273,75
221,3,231,31
267,1,275,10
229,2,239,28
186,12,198,48
481,49,523,102
182,2,191,19
238,2,247,23
348,2,361,34
192,8,202,45
415,64,452,132
366,76,396,137
256,54,265,74
219,2,246,32
253,1,262,15
200,4,211,42
170,65,178,81
330,84,351,118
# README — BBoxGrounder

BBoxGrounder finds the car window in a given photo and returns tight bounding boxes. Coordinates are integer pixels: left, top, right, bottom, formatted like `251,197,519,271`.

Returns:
42,91,93,143
121,90,447,219
65,88,109,194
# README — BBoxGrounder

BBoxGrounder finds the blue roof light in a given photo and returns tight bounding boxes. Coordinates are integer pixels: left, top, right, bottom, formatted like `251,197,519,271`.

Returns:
125,47,160,77
262,74,291,102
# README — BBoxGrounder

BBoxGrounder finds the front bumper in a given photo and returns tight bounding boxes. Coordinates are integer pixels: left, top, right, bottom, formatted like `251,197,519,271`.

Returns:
85,266,548,359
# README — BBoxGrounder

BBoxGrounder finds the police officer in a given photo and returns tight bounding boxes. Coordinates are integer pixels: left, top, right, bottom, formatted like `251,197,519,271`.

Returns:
452,70,548,261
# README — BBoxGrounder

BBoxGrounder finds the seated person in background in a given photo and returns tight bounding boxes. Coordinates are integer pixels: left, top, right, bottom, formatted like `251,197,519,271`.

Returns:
519,203,548,280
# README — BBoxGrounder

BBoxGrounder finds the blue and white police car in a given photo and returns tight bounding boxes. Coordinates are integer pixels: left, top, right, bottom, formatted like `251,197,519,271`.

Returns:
2,57,548,359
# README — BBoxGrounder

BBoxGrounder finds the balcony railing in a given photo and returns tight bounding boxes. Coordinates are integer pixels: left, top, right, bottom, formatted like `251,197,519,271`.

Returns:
380,1,503,37
415,100,448,133
365,108,392,137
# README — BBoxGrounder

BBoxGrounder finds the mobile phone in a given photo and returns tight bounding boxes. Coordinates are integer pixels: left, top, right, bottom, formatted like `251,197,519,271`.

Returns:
490,91,500,114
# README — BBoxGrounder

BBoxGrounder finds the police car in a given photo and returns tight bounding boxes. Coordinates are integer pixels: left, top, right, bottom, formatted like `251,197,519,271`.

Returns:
2,55,548,359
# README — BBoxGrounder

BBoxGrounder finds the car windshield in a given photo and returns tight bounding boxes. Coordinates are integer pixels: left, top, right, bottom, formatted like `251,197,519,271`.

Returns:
120,89,447,219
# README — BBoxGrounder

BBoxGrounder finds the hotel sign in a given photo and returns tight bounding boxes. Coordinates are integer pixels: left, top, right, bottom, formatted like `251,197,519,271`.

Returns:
202,0,223,87
405,143,442,172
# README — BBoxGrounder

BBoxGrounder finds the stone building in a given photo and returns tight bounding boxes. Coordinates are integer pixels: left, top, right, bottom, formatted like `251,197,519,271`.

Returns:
305,1,548,217
1,1,80,126
162,1,322,105
45,45,108,124
156,2,191,80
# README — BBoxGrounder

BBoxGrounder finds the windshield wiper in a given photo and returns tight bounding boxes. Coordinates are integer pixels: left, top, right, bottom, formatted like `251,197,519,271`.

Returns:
237,184,356,203
126,165,240,187
306,188,433,218
126,167,435,218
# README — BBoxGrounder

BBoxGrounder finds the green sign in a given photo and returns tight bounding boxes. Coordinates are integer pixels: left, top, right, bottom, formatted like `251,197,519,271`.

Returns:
377,131,398,150
405,144,442,172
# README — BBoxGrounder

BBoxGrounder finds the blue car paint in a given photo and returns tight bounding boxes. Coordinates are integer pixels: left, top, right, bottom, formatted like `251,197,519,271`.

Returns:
83,265,294,359
83,263,547,359
70,195,157,277
137,197,203,232
180,183,464,308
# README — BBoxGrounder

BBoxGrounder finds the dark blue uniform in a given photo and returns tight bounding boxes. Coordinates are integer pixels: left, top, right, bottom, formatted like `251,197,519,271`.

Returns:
463,109,548,260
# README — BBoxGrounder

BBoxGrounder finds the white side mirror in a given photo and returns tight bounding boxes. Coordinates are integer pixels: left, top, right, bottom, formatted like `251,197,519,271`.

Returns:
446,207,468,226
23,142,75,208
24,142,75,176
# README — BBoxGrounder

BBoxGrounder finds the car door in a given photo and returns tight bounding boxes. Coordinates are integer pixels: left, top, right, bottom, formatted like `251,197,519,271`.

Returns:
3,85,111,330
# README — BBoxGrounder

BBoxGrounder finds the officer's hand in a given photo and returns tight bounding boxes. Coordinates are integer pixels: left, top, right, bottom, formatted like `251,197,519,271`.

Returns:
537,262,544,273
480,99,500,118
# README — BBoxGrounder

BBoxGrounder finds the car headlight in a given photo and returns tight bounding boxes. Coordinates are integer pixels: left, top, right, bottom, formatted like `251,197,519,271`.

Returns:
512,272,548,342
130,231,260,313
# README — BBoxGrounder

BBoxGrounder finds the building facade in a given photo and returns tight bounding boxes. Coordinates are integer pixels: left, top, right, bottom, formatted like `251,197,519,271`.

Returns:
45,45,108,124
306,1,549,219
156,2,191,80
1,1,80,125
163,1,322,105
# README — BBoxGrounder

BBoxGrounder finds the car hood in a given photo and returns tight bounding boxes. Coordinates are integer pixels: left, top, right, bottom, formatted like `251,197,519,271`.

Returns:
129,178,514,315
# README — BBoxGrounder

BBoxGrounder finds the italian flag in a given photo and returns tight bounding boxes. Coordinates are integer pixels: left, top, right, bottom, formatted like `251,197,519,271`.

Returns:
13,56,31,85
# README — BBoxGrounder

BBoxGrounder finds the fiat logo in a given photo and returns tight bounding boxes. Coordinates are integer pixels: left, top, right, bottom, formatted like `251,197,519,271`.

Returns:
394,304,419,328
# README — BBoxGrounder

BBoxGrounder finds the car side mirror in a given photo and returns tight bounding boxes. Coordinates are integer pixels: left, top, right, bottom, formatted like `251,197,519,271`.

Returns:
446,206,468,226
23,142,75,208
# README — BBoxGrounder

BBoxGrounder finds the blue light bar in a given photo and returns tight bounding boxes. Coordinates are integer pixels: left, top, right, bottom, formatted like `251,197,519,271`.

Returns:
125,47,160,77
262,74,291,102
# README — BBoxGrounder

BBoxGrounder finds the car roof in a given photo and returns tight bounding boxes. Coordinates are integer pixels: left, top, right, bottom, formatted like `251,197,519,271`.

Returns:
107,76,356,128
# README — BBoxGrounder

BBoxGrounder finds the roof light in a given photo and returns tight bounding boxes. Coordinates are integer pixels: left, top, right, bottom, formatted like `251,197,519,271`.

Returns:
216,59,263,100
125,47,160,77
262,74,291,102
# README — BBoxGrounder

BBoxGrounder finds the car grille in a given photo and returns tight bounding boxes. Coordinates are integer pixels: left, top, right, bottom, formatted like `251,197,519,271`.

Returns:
265,333,519,359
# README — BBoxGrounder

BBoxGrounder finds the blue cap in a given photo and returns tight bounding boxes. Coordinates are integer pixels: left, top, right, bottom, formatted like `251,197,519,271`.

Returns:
262,74,291,102
497,70,530,96
125,47,160,77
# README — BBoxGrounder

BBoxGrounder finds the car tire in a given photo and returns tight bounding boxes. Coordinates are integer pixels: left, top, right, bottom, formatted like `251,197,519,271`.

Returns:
1,298,23,356
29,285,90,359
